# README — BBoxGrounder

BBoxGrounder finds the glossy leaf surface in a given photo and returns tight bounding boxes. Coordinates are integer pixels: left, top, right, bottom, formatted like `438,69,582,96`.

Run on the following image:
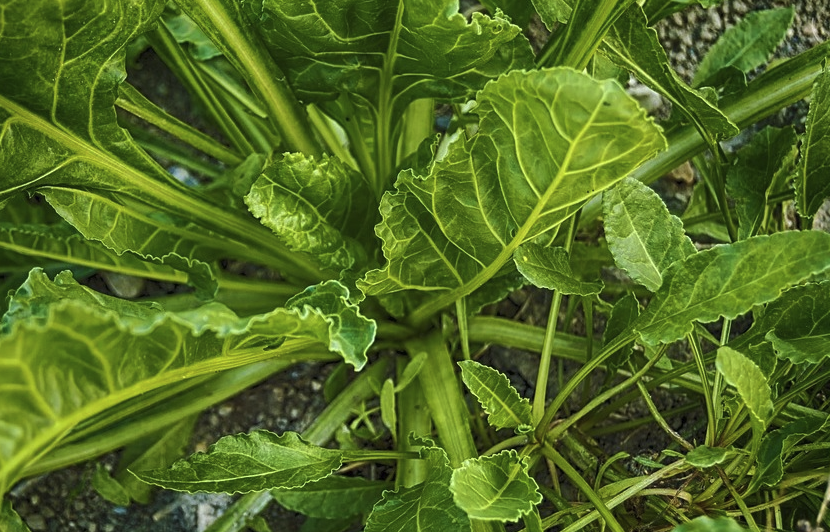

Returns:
603,177,696,291
458,360,532,430
716,347,773,428
272,476,391,519
686,446,730,468
797,68,830,219
634,232,830,345
450,450,541,521
514,244,603,295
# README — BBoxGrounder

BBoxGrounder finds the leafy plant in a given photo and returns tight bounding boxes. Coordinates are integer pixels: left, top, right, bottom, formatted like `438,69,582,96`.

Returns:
2,1,830,531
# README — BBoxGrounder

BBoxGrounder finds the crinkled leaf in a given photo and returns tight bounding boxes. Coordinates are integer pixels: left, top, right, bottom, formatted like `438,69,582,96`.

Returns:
604,294,640,373
245,153,376,271
603,177,696,292
716,347,773,428
797,68,830,219
134,431,341,493
693,8,794,87
92,463,132,506
726,126,798,239
273,476,392,519
458,360,531,430
672,516,747,532
0,500,29,532
450,450,542,521
748,413,829,494
602,5,738,140
481,0,535,28
360,68,665,303
514,244,603,295
365,445,471,532
633,232,830,345
531,0,571,29
686,446,730,468
243,0,534,118
465,266,526,317
0,269,374,495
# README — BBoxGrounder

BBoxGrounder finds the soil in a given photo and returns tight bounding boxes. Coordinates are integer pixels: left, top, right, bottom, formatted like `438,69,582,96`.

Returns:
8,2,825,531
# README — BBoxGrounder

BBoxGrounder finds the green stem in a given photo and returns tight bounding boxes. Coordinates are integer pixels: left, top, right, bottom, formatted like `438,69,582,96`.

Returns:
373,0,405,198
397,376,432,488
532,291,564,424
688,332,717,446
457,298,472,361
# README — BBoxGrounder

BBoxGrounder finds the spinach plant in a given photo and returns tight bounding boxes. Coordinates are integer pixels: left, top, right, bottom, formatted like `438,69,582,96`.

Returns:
2,0,830,531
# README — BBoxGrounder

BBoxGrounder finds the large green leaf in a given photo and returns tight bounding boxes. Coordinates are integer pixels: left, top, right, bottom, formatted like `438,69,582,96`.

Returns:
692,8,794,87
134,431,342,493
633,231,830,345
450,450,541,521
272,476,391,519
602,5,738,141
458,360,531,431
0,269,374,496
716,347,773,429
796,68,830,220
603,177,696,292
365,444,471,532
245,153,377,271
513,244,603,295
241,0,534,119
360,68,665,320
726,126,798,239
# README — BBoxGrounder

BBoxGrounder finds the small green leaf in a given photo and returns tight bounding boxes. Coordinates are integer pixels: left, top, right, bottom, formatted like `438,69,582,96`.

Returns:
133,431,342,493
716,347,773,428
458,360,532,430
395,353,427,393
450,450,541,521
366,445,471,532
603,177,696,292
634,232,830,345
603,294,640,373
686,446,730,468
92,464,132,506
693,8,794,87
797,68,830,219
381,379,397,443
672,516,747,532
514,244,603,295
273,476,392,519
0,499,31,532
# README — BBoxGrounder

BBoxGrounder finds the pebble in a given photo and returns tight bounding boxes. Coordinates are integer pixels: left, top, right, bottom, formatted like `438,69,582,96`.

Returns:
26,515,46,531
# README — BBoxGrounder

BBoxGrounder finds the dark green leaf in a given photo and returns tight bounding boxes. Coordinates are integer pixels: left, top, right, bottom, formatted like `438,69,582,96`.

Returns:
458,360,532,430
92,464,132,506
757,281,830,364
603,294,640,373
481,0,535,28
365,445,470,532
634,232,830,345
164,10,222,60
686,446,730,468
693,8,794,87
360,68,665,307
273,476,392,519
450,450,542,521
716,347,773,428
300,517,355,532
514,244,603,295
797,68,830,219
602,5,739,141
134,431,342,493
671,516,747,532
603,177,696,291
726,126,798,239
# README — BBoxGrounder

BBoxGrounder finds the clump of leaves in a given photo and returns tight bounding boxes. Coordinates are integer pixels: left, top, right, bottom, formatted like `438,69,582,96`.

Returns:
2,1,830,531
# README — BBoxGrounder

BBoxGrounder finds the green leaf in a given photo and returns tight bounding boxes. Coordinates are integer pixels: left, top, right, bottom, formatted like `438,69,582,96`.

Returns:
92,463,132,506
715,347,773,428
726,126,799,239
758,282,830,364
242,0,534,119
360,68,665,315
381,378,398,443
134,431,341,493
693,8,794,87
514,244,603,295
633,231,830,345
748,413,829,493
164,10,222,60
797,68,830,219
458,360,532,430
603,294,640,373
0,269,373,495
602,5,739,141
531,0,572,28
245,153,377,271
603,177,696,292
273,476,391,519
481,0,535,28
671,516,747,532
366,444,471,532
395,352,427,393
685,446,730,468
0,499,31,532
450,450,542,521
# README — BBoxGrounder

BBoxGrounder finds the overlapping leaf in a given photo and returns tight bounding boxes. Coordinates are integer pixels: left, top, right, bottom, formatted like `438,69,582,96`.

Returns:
245,153,377,271
242,0,534,117
513,244,603,295
458,360,531,430
686,446,730,468
272,476,391,519
672,516,747,532
633,231,830,345
135,431,342,493
797,68,830,219
603,177,696,291
716,347,773,428
360,68,666,303
0,269,374,496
